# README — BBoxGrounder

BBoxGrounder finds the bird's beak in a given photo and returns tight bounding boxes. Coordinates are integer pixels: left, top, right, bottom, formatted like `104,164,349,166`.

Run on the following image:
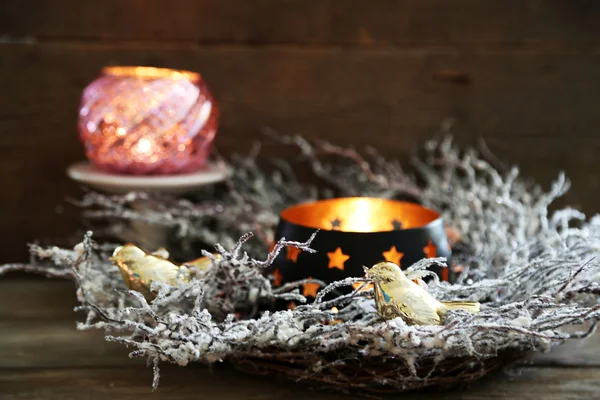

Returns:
364,268,379,281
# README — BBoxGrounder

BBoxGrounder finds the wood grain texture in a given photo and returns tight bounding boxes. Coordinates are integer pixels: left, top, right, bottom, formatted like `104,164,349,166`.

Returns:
1,42,600,260
0,321,134,369
2,1,600,46
0,280,77,321
0,0,521,45
1,365,599,399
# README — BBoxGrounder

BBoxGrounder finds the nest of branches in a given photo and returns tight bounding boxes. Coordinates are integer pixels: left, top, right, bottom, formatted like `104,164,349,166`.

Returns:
3,133,600,395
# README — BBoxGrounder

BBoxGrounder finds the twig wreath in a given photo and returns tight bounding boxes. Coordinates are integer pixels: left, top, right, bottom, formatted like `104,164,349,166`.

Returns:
2,134,600,395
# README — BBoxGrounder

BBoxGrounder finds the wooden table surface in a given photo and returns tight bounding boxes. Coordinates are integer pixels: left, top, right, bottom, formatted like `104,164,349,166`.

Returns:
1,279,599,400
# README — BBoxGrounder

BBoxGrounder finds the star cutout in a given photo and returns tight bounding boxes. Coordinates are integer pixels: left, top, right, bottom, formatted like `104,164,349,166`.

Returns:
302,277,320,298
286,246,302,263
441,266,449,282
391,219,403,230
273,268,283,286
445,225,461,245
453,264,465,274
352,281,374,292
327,247,350,271
423,240,437,258
382,246,404,266
330,217,342,230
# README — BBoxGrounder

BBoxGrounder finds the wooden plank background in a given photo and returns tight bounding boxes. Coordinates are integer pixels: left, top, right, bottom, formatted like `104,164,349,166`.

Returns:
1,1,600,261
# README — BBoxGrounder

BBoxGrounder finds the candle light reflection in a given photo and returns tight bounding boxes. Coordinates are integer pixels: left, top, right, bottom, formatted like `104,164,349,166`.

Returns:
281,197,439,232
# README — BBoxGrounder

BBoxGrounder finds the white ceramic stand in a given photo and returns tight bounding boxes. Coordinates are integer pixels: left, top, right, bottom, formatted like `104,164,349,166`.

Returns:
67,161,231,194
67,160,231,250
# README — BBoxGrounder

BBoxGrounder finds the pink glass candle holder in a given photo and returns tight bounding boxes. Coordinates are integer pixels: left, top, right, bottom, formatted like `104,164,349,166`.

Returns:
78,66,218,175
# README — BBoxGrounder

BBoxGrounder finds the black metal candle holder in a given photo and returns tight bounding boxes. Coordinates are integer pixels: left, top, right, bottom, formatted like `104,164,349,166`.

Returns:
272,197,452,299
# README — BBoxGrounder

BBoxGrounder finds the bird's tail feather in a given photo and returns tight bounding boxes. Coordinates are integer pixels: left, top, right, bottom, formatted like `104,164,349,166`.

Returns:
440,301,480,313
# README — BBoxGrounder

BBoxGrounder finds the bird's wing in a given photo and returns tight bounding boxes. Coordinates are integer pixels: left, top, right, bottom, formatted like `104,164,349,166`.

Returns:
138,255,181,286
373,282,416,323
373,281,389,316
375,281,441,325
399,289,441,325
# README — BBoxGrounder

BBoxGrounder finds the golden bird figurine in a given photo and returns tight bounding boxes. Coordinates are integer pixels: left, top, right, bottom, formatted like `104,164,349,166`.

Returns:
110,244,220,299
366,261,480,325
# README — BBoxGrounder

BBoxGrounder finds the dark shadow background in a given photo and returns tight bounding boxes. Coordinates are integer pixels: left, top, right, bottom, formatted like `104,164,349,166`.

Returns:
1,0,599,261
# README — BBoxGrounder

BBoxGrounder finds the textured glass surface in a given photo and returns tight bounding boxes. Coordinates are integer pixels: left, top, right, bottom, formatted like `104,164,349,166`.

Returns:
78,66,218,175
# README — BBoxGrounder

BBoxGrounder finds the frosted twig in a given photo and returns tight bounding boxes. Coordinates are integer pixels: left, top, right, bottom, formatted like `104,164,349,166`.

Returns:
3,135,600,395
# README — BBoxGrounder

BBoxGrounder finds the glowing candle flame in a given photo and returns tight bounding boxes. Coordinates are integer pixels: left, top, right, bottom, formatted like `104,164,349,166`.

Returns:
280,198,440,232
